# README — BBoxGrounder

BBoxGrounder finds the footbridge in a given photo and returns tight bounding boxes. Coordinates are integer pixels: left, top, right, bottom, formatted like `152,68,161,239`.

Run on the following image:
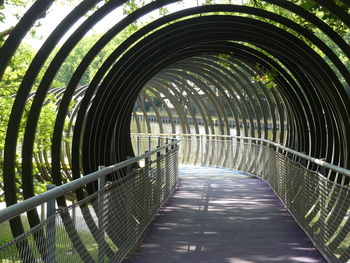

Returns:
1,1,350,262
0,134,349,262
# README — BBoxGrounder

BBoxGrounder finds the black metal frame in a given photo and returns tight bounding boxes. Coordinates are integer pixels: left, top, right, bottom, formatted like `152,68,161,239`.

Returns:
1,1,350,261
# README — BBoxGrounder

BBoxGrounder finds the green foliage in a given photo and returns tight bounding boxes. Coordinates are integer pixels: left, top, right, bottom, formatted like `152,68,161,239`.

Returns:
159,7,169,16
53,32,123,86
0,0,35,43
122,0,147,15
53,16,146,87
0,0,157,202
254,63,278,89
0,0,27,22
1,43,35,90
0,0,154,201
144,89,156,98
218,53,234,68
0,42,56,201
246,0,350,37
34,95,58,153
0,216,30,245
244,0,350,88
0,43,35,150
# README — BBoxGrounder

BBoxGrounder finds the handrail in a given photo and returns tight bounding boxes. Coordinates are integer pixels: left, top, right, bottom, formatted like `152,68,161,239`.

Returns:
132,133,350,178
2,132,349,223
0,139,179,223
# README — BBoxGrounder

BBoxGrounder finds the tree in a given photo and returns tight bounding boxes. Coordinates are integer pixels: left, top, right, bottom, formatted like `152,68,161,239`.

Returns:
0,0,59,199
0,0,36,42
246,0,350,37
0,42,58,200
244,0,350,89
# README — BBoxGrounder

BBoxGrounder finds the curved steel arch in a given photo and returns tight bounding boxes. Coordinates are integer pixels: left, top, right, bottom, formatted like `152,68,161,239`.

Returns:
1,2,350,260
85,14,350,170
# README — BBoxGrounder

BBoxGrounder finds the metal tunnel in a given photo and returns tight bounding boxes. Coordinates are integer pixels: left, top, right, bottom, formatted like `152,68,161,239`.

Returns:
1,0,350,242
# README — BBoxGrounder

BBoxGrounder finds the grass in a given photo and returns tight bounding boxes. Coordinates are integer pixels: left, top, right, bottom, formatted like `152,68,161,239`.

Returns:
0,218,118,263
0,216,31,246
0,222,14,246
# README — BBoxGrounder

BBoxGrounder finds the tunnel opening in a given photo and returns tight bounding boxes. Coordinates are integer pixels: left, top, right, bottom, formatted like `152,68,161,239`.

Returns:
130,54,287,140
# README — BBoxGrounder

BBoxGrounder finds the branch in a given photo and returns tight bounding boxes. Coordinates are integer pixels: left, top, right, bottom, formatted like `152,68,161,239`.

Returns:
0,26,14,38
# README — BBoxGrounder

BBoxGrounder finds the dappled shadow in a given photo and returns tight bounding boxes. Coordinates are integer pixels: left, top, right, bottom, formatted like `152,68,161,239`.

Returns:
125,165,326,263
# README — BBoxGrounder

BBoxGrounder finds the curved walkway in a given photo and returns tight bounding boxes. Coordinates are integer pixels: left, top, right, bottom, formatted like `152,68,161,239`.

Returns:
126,165,326,263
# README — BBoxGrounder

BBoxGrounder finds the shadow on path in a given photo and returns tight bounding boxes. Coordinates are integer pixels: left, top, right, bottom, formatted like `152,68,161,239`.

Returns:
125,165,326,263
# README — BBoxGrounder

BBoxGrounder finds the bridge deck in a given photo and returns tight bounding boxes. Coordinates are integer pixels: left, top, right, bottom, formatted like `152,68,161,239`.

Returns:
126,165,326,263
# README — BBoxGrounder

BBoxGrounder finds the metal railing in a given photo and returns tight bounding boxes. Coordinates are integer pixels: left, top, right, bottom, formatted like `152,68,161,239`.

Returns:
1,133,350,262
133,133,350,263
0,137,179,263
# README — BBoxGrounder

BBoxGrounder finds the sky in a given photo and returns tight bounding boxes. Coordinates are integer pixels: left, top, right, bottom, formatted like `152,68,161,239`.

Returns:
1,0,246,49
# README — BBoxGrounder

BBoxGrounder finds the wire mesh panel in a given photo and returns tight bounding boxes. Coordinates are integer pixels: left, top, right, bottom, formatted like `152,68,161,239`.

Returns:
131,135,171,157
176,135,350,263
3,134,349,262
0,139,179,263
133,134,350,262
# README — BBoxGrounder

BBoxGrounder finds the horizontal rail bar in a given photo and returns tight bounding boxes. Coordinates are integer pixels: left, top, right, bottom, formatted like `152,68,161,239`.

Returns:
131,133,350,178
0,139,179,223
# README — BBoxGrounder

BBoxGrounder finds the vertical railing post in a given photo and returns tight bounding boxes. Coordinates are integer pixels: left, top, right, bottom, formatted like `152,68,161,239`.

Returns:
318,161,327,244
165,146,170,195
72,200,76,226
126,157,134,239
98,166,106,263
200,135,203,165
40,203,45,221
231,136,234,169
46,184,56,263
145,151,149,171
156,146,162,206
148,136,151,151
172,140,179,183
144,151,150,213
137,135,140,156
216,135,219,167
126,157,133,175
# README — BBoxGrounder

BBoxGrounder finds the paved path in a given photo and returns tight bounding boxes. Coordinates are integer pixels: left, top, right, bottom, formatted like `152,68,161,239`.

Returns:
126,165,326,263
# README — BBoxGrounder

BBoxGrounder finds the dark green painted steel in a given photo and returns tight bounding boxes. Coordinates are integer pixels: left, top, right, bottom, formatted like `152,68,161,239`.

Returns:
1,1,350,262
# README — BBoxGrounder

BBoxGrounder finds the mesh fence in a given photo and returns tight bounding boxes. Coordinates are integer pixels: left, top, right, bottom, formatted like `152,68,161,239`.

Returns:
0,141,179,263
2,134,349,262
170,135,349,263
